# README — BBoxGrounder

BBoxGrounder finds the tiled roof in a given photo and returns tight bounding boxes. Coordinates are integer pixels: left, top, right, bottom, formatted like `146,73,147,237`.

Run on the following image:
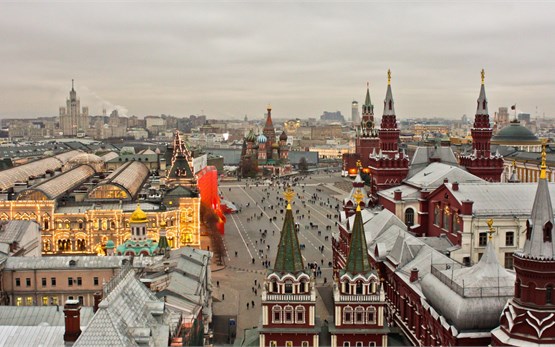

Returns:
75,269,178,347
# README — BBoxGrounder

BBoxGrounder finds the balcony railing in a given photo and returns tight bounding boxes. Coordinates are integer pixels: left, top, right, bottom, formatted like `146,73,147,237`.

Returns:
430,264,513,298
265,294,313,302
338,294,383,302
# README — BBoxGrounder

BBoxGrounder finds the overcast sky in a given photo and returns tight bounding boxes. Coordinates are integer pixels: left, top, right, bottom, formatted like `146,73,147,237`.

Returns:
1,1,554,121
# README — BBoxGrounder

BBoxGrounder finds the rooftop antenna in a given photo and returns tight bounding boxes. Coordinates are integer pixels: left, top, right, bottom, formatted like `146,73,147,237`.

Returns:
72,79,74,91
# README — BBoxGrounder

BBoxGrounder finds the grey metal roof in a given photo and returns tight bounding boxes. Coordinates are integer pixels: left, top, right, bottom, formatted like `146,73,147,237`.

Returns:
101,151,119,162
407,146,460,178
447,182,555,216
0,305,94,326
55,202,163,214
382,83,395,116
0,326,66,347
476,82,488,115
0,220,39,244
405,162,484,189
5,255,128,270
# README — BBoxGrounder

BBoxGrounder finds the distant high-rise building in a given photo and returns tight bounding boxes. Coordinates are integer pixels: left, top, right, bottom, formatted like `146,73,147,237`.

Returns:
351,100,359,123
59,80,89,137
518,112,531,124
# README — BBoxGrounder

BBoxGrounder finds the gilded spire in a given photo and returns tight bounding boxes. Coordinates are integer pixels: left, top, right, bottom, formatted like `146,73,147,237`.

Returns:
353,189,364,212
344,189,372,275
540,140,547,180
273,187,304,274
283,187,295,210
487,218,495,240
481,68,485,85
387,69,391,85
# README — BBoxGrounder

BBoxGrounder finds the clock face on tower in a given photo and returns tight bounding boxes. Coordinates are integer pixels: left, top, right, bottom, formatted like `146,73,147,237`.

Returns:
366,121,373,128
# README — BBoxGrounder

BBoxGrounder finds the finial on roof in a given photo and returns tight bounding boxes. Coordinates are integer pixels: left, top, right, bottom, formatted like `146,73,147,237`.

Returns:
387,69,391,85
72,79,75,91
267,103,272,111
541,139,548,179
353,189,364,212
512,159,516,168
487,218,495,240
356,159,362,169
481,69,485,85
367,81,369,88
283,187,295,210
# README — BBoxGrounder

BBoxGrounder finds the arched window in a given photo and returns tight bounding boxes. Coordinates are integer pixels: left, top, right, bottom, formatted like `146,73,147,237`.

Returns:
272,305,282,323
284,305,293,323
343,281,350,294
366,307,376,323
355,306,365,324
443,206,450,231
295,306,305,323
405,208,415,227
547,285,553,305
356,281,363,295
544,222,553,243
433,204,440,226
453,212,461,232
343,306,353,324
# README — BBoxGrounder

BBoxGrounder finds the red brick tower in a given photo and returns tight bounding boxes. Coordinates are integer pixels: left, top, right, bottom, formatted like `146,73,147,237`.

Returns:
259,188,320,347
330,189,388,347
368,70,409,202
355,83,381,167
459,69,504,182
492,145,555,346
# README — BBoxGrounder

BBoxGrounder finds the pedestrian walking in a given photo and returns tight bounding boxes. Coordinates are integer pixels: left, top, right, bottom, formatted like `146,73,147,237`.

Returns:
235,251,238,257
251,300,255,307
217,281,220,287
222,293,225,300
247,303,249,310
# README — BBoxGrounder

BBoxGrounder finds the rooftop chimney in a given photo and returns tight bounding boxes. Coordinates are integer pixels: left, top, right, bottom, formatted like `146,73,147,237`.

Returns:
452,182,459,191
443,178,449,184
63,299,82,342
410,268,419,283
394,189,402,201
461,199,474,215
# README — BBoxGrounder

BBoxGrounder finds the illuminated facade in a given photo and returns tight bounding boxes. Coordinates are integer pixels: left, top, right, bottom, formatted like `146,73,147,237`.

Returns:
0,198,200,255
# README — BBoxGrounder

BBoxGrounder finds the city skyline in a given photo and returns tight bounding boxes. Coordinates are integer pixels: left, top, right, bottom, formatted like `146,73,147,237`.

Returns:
1,2,555,120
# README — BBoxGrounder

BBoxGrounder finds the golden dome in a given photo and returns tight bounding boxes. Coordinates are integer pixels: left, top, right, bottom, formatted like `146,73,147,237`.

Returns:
130,203,148,224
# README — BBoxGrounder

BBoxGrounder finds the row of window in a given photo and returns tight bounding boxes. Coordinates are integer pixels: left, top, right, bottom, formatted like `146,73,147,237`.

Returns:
433,204,461,233
478,231,514,247
15,277,99,287
342,306,376,325
269,280,309,294
272,305,305,324
15,295,83,306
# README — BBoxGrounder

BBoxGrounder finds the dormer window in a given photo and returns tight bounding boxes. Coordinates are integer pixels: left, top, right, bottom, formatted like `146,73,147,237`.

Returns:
544,222,553,243
356,281,363,295
272,280,278,293
526,219,533,240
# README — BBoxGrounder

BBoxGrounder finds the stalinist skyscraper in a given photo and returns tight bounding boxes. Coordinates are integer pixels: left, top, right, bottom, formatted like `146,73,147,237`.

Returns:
59,80,89,137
